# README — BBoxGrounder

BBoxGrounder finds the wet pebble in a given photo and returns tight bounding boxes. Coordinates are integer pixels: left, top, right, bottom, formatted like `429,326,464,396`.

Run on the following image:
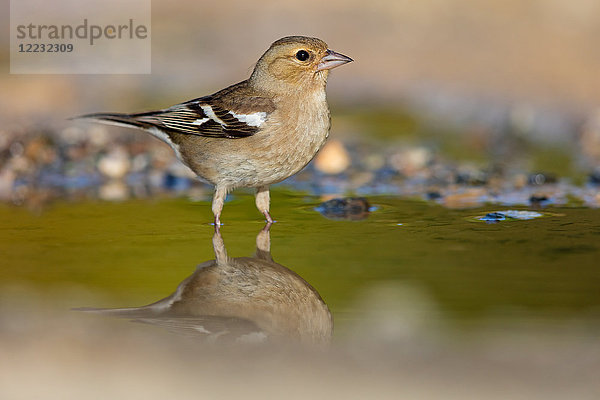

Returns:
97,147,131,179
529,194,550,205
99,181,129,201
528,173,557,185
426,191,442,200
443,188,488,209
589,168,600,185
0,169,16,201
362,153,385,171
478,210,543,222
374,166,398,181
455,166,488,185
501,210,543,220
131,153,150,173
9,141,25,157
580,110,600,164
60,127,88,145
315,197,371,220
167,161,197,178
350,171,375,189
24,137,56,165
389,147,431,177
314,140,351,175
163,173,191,191
480,212,506,222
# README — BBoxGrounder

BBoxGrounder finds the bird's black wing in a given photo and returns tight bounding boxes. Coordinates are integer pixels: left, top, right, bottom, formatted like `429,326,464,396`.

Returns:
75,95,274,139
134,97,269,138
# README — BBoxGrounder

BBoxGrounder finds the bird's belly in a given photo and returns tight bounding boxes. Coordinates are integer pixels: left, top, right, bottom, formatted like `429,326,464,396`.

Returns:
215,134,326,188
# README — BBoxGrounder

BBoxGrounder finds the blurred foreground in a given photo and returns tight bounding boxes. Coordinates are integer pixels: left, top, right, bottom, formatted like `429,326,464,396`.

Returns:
2,287,598,399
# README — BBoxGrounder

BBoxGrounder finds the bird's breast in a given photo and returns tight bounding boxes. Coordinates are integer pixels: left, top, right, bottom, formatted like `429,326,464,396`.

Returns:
178,90,331,189
256,91,330,181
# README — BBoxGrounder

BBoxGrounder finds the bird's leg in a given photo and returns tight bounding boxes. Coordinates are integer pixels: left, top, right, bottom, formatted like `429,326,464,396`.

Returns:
255,222,273,261
255,185,273,223
212,228,228,265
212,186,227,228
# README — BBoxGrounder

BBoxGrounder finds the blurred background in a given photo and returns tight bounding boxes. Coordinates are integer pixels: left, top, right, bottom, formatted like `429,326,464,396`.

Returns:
3,0,600,113
1,1,600,398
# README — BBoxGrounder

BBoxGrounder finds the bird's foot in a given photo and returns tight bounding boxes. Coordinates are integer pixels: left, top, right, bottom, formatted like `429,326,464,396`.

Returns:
262,211,274,224
212,217,223,233
261,220,273,233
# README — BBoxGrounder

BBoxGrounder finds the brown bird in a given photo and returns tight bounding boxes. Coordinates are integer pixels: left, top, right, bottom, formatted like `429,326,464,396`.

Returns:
77,225,333,346
76,36,352,226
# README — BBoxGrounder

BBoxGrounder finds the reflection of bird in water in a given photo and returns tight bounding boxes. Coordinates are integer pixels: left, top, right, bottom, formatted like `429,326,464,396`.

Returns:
78,225,332,345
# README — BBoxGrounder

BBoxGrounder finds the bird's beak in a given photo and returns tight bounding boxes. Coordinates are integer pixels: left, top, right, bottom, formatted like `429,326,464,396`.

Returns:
316,49,353,71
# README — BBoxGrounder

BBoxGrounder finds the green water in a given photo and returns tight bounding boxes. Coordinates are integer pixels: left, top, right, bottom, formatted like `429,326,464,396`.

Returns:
1,190,599,337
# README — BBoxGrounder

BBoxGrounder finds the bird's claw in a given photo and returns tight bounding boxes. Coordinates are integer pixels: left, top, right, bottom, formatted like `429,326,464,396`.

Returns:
263,211,274,224
261,221,273,233
212,218,223,233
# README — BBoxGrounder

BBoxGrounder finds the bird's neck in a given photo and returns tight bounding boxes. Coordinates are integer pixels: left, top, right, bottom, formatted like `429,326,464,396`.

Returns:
249,70,328,99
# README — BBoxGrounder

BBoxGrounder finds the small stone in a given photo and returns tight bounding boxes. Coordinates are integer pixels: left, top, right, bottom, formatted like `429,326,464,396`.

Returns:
314,140,351,175
0,131,10,152
528,173,557,185
131,153,150,172
529,194,549,204
9,141,25,157
167,161,197,178
97,147,131,179
88,126,110,147
455,166,488,185
502,210,543,220
150,145,175,169
426,191,442,200
589,168,600,185
443,188,488,209
580,110,600,163
389,147,431,176
363,153,385,171
99,181,129,201
315,197,371,220
163,173,191,191
478,210,543,222
8,155,32,174
25,137,56,165
59,126,87,145
0,169,16,201
350,171,375,188
513,173,528,189
148,170,165,188
479,212,506,222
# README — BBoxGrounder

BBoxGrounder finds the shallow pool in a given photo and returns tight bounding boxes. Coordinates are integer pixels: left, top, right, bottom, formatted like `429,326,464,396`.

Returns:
2,190,599,341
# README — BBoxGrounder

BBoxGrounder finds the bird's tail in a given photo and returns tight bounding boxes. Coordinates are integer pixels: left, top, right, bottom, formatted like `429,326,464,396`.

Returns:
73,292,176,318
73,306,157,319
71,111,160,130
72,110,187,160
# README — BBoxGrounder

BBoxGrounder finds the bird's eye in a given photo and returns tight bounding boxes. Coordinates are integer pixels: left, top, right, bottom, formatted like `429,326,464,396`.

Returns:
295,50,310,61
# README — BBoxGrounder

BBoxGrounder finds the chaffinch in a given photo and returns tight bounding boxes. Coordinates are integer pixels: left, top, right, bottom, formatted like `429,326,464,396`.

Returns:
77,36,352,226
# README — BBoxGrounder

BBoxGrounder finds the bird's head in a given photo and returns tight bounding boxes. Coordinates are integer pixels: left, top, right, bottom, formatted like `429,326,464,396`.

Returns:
250,36,353,96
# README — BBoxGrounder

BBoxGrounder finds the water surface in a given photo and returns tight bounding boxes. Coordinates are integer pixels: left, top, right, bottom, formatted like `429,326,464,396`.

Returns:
2,190,599,340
